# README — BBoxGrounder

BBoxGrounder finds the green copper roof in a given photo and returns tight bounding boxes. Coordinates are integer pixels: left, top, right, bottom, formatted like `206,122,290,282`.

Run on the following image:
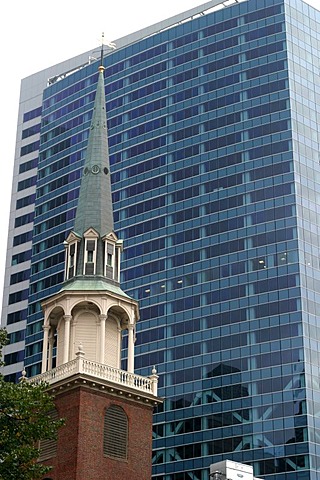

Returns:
60,276,130,298
73,65,114,237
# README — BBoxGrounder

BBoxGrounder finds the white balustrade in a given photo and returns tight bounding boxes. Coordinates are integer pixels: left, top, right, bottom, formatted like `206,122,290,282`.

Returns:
29,357,158,396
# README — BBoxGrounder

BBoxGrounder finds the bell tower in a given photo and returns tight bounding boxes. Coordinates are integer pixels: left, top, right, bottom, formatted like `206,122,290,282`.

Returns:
30,53,161,480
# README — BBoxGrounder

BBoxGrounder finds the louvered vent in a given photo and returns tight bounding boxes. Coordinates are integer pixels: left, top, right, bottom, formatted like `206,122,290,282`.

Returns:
105,318,119,368
86,240,96,251
85,262,94,275
38,409,59,461
103,405,128,459
105,265,113,279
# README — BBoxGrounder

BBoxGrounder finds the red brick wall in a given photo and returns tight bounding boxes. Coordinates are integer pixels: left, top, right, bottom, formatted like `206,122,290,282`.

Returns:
41,385,154,480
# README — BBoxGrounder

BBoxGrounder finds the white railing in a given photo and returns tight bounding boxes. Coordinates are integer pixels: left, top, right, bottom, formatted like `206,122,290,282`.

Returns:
29,355,158,396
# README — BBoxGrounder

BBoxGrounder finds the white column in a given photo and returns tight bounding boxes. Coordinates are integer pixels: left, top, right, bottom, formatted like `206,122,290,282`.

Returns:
99,314,107,363
63,315,72,364
48,329,55,370
127,323,135,373
149,366,159,396
41,325,50,373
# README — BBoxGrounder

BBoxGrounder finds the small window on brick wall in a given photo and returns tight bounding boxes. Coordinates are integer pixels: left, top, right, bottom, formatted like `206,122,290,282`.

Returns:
38,409,59,461
103,405,128,460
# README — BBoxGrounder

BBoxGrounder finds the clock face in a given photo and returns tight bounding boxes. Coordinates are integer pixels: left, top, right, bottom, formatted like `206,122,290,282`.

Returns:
91,165,100,174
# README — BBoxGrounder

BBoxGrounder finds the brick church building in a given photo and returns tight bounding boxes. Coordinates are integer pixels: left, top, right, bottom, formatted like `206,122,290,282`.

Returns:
30,60,161,480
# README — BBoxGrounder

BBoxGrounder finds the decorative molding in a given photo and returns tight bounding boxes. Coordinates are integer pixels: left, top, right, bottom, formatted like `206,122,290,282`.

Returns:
29,355,160,399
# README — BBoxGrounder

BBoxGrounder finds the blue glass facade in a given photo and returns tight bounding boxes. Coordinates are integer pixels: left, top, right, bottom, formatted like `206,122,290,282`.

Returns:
3,0,320,478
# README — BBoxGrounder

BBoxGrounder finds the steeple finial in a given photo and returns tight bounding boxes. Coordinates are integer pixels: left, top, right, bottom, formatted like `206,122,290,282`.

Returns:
98,33,116,70
100,32,105,68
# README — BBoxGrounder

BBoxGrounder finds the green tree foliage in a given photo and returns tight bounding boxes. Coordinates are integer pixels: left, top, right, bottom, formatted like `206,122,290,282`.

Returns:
0,328,64,480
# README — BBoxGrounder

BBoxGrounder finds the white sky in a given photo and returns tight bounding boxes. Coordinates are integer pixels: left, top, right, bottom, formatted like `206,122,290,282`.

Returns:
0,0,319,307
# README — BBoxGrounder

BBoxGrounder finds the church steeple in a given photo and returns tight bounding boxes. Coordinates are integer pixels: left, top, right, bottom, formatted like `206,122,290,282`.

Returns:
63,59,122,286
40,54,140,374
73,64,113,238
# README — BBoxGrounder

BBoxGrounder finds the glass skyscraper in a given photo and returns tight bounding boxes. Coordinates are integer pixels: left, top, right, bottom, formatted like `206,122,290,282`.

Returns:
2,0,320,478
